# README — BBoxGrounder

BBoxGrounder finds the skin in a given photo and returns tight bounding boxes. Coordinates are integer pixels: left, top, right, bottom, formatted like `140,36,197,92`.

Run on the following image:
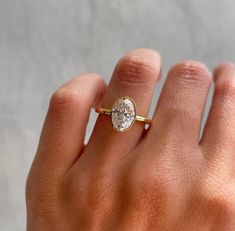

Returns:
26,49,235,231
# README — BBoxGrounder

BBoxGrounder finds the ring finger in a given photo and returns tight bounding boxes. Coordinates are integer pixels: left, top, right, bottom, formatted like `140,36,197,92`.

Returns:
84,49,161,164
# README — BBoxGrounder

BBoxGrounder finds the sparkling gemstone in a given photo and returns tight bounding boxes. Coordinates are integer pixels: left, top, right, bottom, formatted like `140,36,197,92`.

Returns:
111,97,136,132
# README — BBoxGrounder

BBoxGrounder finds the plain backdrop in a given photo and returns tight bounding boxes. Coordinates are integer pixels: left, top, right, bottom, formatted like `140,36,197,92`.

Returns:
1,0,235,230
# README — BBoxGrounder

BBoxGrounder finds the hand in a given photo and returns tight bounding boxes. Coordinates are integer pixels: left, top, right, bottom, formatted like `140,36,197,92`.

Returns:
26,49,235,230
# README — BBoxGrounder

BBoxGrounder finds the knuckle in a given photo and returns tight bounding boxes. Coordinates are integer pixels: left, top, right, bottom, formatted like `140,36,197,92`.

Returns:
214,63,234,74
215,79,235,98
71,173,112,211
200,191,235,216
82,72,106,88
125,165,178,213
26,174,39,206
197,177,235,215
26,186,56,216
169,61,211,86
26,174,59,215
214,63,235,80
128,166,172,200
114,55,159,85
86,187,107,210
49,88,80,112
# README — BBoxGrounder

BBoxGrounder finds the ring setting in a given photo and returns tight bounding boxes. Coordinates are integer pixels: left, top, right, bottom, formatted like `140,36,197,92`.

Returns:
95,96,152,132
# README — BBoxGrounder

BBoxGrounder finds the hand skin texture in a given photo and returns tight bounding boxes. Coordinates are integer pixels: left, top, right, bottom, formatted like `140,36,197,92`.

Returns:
26,49,235,231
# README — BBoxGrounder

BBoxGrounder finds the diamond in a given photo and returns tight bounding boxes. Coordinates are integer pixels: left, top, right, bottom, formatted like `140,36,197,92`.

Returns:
111,97,136,132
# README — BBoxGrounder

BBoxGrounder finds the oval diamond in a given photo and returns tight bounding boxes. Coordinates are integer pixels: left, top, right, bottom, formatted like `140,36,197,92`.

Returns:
111,97,136,132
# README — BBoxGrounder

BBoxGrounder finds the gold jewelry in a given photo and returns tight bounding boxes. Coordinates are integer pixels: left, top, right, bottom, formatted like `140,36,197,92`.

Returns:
95,96,152,132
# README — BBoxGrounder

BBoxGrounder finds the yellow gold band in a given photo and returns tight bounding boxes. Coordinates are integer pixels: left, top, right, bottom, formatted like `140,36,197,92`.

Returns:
95,107,152,125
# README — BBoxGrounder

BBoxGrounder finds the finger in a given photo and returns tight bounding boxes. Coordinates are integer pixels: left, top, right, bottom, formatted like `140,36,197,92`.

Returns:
31,73,106,177
201,63,235,160
86,49,161,161
150,61,212,146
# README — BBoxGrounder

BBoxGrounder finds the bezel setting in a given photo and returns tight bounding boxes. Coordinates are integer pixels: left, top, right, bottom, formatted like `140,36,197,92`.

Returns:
111,96,136,132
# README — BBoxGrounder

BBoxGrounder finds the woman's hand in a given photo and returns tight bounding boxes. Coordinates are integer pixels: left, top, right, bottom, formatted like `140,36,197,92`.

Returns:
26,49,235,230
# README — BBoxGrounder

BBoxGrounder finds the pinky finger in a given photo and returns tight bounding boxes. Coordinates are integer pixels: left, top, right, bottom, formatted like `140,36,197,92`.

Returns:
30,73,106,179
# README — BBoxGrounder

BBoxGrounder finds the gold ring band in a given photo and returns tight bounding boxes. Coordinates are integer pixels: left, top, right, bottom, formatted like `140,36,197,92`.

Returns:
95,96,152,132
95,108,152,124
